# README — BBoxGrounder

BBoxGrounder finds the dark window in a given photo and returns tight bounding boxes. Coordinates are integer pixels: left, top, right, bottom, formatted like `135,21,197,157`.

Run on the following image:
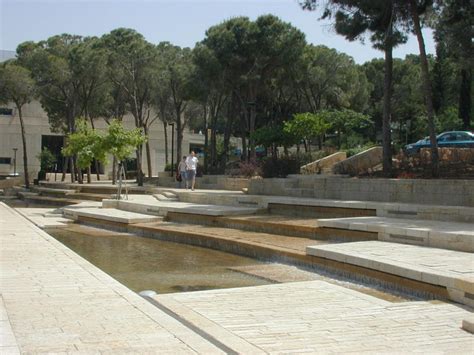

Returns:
0,108,13,115
0,157,12,164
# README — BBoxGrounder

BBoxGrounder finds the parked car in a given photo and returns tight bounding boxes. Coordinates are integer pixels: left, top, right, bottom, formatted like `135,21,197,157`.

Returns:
405,131,474,155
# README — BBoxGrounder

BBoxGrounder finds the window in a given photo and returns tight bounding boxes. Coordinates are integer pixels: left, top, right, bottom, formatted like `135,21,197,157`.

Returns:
0,108,13,116
0,157,12,164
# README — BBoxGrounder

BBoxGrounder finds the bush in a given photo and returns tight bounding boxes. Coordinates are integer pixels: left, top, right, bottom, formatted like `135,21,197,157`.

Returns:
164,163,178,172
345,143,376,157
237,160,262,178
294,149,335,166
261,157,300,178
37,148,56,172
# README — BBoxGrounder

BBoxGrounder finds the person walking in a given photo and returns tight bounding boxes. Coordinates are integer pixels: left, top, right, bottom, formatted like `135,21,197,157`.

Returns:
185,151,198,191
177,156,187,189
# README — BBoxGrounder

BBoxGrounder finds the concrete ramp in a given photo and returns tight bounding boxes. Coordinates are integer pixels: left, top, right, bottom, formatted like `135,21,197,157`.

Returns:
332,146,382,176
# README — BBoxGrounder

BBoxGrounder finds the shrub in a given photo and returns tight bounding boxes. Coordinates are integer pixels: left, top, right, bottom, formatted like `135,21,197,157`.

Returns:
345,143,376,157
237,160,261,178
261,157,300,178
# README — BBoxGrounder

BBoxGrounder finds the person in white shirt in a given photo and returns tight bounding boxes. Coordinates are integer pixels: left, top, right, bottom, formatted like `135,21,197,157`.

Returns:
185,151,198,191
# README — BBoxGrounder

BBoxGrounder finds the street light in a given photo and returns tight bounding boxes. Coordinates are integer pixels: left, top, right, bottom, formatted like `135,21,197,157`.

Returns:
12,148,18,176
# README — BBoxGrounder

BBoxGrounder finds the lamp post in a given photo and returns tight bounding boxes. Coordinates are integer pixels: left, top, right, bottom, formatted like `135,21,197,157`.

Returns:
12,148,18,176
170,123,175,177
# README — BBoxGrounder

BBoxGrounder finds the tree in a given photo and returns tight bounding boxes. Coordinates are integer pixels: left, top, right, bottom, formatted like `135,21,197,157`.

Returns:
191,43,230,173
251,124,297,159
101,28,157,185
435,0,473,129
16,34,88,183
407,0,439,177
62,119,107,172
201,15,306,160
63,119,146,184
298,45,369,113
284,112,331,152
0,61,35,188
323,109,372,149
156,43,194,163
300,0,408,176
74,37,109,181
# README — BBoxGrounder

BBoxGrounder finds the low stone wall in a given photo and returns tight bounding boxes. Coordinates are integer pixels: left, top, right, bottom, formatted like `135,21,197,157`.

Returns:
157,174,249,191
300,152,347,175
333,147,382,176
0,176,23,189
248,175,474,207
420,147,474,162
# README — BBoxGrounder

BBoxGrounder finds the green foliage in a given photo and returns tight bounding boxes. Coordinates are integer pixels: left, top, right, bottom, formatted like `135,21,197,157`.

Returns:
251,125,297,149
62,119,106,169
0,61,35,107
63,118,146,169
284,112,331,145
103,119,146,162
345,142,376,157
435,106,464,132
36,147,56,171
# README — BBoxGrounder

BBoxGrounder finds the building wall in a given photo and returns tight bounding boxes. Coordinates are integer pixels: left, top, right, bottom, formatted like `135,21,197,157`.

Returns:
0,101,204,178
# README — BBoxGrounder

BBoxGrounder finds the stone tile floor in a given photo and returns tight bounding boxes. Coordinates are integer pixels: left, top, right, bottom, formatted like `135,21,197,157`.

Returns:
156,281,474,354
2,201,473,354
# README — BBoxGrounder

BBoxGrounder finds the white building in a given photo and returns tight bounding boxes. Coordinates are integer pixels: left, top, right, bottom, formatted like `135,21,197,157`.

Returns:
0,100,205,179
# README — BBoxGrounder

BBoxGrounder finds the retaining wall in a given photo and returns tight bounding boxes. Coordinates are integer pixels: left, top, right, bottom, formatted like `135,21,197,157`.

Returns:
248,176,474,207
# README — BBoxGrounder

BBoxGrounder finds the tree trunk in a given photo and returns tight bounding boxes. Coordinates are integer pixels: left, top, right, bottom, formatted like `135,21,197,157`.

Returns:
249,102,256,160
17,107,30,189
409,0,439,177
163,121,169,165
459,68,471,129
112,156,117,185
88,118,100,181
61,156,68,182
94,161,100,181
211,118,218,169
220,113,232,172
86,166,92,184
75,156,83,184
136,146,144,186
204,122,209,175
382,41,393,177
70,157,75,183
143,125,153,177
176,107,183,163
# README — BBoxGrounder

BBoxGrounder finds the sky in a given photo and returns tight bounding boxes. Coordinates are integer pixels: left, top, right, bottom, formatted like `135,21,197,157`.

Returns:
0,0,435,64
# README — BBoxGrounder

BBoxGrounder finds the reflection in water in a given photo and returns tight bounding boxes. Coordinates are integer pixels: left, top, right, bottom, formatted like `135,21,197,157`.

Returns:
47,225,271,294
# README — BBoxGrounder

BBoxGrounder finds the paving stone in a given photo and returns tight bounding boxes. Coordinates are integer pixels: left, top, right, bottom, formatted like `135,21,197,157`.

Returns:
0,202,221,353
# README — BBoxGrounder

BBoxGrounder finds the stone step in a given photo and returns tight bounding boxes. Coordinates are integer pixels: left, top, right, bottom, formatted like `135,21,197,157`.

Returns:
161,191,178,199
104,195,260,217
19,193,83,206
306,241,474,307
316,216,474,252
165,212,377,242
153,193,178,202
32,186,75,196
66,192,111,202
63,207,162,224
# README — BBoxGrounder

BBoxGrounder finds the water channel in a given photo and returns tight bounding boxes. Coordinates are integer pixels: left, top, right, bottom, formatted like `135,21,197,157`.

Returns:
47,225,272,294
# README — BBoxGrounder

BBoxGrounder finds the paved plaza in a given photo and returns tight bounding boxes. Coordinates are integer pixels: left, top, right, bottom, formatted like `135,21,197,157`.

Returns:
157,281,473,354
1,201,473,353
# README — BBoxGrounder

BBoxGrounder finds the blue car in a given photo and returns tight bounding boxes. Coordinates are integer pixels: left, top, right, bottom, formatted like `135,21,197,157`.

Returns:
405,131,474,155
